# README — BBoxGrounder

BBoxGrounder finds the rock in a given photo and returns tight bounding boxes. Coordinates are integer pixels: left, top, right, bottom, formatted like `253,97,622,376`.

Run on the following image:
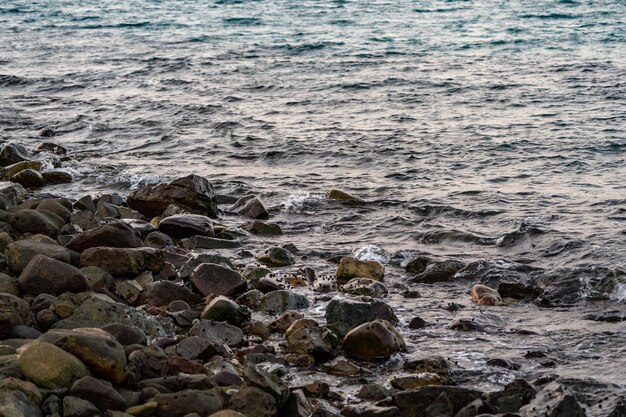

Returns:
343,320,405,360
36,141,65,152
127,174,218,218
62,396,100,417
180,235,242,250
322,356,366,376
409,260,465,283
0,390,43,417
70,376,127,411
191,263,247,297
42,328,128,384
229,195,269,219
391,374,442,390
79,247,164,277
0,273,19,295
0,376,42,405
519,381,586,417
340,404,400,417
325,298,398,337
342,278,388,298
240,220,282,235
287,326,340,361
0,293,32,338
188,320,244,346
180,253,232,279
255,246,295,267
336,257,384,284
102,323,147,346
74,196,96,213
66,223,143,252
10,209,64,236
259,290,310,314
11,169,45,188
6,239,75,273
498,281,544,300
36,199,72,222
0,143,31,167
325,189,362,202
229,386,277,417
18,342,89,389
139,280,200,307
448,312,505,332
152,389,222,417
4,160,43,178
80,266,114,290
256,276,284,293
357,383,393,401
71,210,99,231
486,378,536,414
0,181,28,210
243,363,289,404
125,401,158,417
18,254,88,296
201,296,250,326
470,284,503,305
408,317,427,329
42,170,73,184
270,310,304,333
144,231,175,248
282,389,313,417
158,213,214,238
394,386,483,417
209,411,248,417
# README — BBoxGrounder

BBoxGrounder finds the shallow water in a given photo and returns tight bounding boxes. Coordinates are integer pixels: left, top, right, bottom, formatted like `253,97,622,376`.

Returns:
1,0,625,411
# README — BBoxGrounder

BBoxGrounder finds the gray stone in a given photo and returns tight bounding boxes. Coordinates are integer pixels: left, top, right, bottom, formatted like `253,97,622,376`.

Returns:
10,209,64,236
6,239,74,273
139,280,201,307
325,298,398,337
18,254,88,296
158,213,214,238
255,246,295,267
259,290,310,314
343,320,406,360
66,222,143,252
229,195,269,219
0,293,32,338
79,247,164,277
0,390,43,417
188,320,244,346
190,263,247,297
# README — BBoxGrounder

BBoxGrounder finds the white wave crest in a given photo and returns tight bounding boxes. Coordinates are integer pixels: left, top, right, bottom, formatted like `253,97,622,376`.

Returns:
281,192,322,214
354,245,390,264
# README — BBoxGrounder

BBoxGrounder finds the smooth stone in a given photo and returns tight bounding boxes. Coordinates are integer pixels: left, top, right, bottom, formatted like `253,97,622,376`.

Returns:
326,189,362,202
152,389,222,417
0,293,32,338
209,410,248,417
42,170,73,184
0,143,31,167
79,247,164,277
62,395,100,417
342,277,388,298
229,195,269,219
240,220,282,235
70,376,128,411
127,174,218,219
343,320,406,360
287,326,340,361
18,342,88,389
390,373,443,390
0,272,19,295
243,363,289,404
139,280,201,307
10,209,64,236
470,284,503,305
66,223,144,252
143,231,175,248
498,281,544,300
158,213,214,238
325,298,398,337
179,236,241,250
0,181,28,210
236,289,264,310
394,386,483,417
0,376,43,405
518,381,586,417
6,239,74,273
270,310,304,333
281,389,313,417
70,210,100,231
409,260,466,284
102,323,147,346
74,195,97,213
36,141,65,153
259,290,310,314
0,391,43,417
201,296,250,326
228,386,277,417
4,161,42,178
179,253,232,279
188,320,244,347
11,169,45,188
190,263,247,297
255,246,295,267
486,378,536,414
36,200,72,222
340,404,400,417
10,324,42,339
80,266,114,290
336,256,384,284
18,254,88,296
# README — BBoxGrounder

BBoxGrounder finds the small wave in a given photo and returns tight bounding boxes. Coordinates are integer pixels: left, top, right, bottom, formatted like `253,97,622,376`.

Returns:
281,192,323,214
223,17,263,26
412,204,504,218
97,170,166,191
0,74,29,87
354,245,391,264
520,13,580,19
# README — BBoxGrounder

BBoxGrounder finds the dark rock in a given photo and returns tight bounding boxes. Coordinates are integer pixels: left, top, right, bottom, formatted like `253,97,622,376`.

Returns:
409,259,466,283
42,170,73,184
0,181,28,210
0,293,32,338
188,320,244,346
357,383,393,401
259,289,310,314
0,143,31,167
103,323,148,346
70,376,127,411
79,247,164,277
201,296,251,326
403,357,456,384
241,220,282,235
74,196,96,213
229,386,277,417
11,169,45,188
70,210,99,231
180,235,242,250
341,404,400,417
36,141,65,153
158,213,214,238
519,381,586,417
270,310,304,333
139,280,201,307
10,209,63,236
405,256,433,274
9,324,41,339
343,320,405,360
180,253,232,279
243,363,289,404
237,289,264,310
144,231,175,248
66,223,143,252
229,195,269,219
286,326,340,361
583,310,626,322
486,378,536,413
62,395,100,417
394,386,483,417
325,298,398,337
408,317,427,329
255,246,295,267
127,174,218,218
191,263,247,297
498,281,544,300
0,391,43,417
390,374,443,390
342,277,388,298
0,376,43,405
18,254,88,295
152,389,222,417
281,389,313,417
36,199,72,222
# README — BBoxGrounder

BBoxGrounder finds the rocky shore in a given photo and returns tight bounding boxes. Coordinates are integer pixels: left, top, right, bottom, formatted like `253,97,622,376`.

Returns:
0,141,624,417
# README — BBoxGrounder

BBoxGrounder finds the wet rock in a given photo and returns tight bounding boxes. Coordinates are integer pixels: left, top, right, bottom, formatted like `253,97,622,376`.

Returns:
282,389,313,417
0,273,19,296
37,199,72,222
241,220,282,235
256,276,284,293
139,280,201,307
120,218,155,237
191,263,247,297
0,143,31,167
336,256,384,284
285,353,315,367
259,289,310,314
256,246,295,267
18,342,89,389
115,279,143,304
342,277,388,298
519,381,586,417
0,376,42,405
144,231,175,248
394,386,483,417
10,209,63,236
322,356,366,376
42,170,73,184
343,320,406,360
152,389,223,417
70,376,127,411
0,181,28,210
449,312,505,332
180,253,232,279
409,259,466,284
188,320,244,346
62,395,100,417
229,195,269,219
325,298,398,337
80,266,113,290
180,235,242,250
236,289,264,310
74,195,96,213
408,317,427,329
229,386,277,417
4,161,42,179
270,310,304,333
326,189,362,202
0,391,43,417
11,169,45,188
127,174,218,218
243,363,289,404
357,383,393,401
201,296,250,326
79,247,164,277
6,239,74,273
498,281,544,300
486,378,536,413
209,411,247,417
287,326,340,361
0,293,32,338
470,284,503,306
158,213,214,238
583,310,626,322
70,210,99,231
42,328,128,384
102,323,147,346
391,373,443,390
66,223,143,252
340,404,400,417
18,254,88,296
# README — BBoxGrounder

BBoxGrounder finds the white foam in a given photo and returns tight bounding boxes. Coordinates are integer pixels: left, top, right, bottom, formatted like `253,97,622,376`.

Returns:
97,170,166,190
611,283,626,303
281,192,322,214
354,245,390,264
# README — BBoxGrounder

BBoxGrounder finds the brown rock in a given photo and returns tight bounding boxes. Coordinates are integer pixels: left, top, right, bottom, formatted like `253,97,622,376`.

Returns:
66,223,143,252
0,293,32,338
470,284,503,306
343,320,406,360
79,247,164,277
139,280,201,307
17,342,89,389
190,263,247,297
336,256,384,284
157,213,214,238
6,239,75,273
18,255,88,296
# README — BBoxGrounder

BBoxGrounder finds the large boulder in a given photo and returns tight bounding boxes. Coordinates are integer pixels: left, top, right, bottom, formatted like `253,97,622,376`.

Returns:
519,381,586,417
79,247,164,277
5,239,75,273
0,293,32,338
336,256,384,284
394,386,483,417
10,209,64,236
66,223,143,252
17,342,89,389
190,263,247,297
127,174,218,218
325,298,398,337
18,255,88,296
157,214,214,238
342,320,406,360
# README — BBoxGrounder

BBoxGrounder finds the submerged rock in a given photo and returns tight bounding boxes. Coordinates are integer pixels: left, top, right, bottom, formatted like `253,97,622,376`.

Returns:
336,256,384,284
343,319,406,360
470,284,502,305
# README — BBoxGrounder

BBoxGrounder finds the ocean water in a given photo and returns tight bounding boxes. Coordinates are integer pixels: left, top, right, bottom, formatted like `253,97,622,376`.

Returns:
1,0,626,405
